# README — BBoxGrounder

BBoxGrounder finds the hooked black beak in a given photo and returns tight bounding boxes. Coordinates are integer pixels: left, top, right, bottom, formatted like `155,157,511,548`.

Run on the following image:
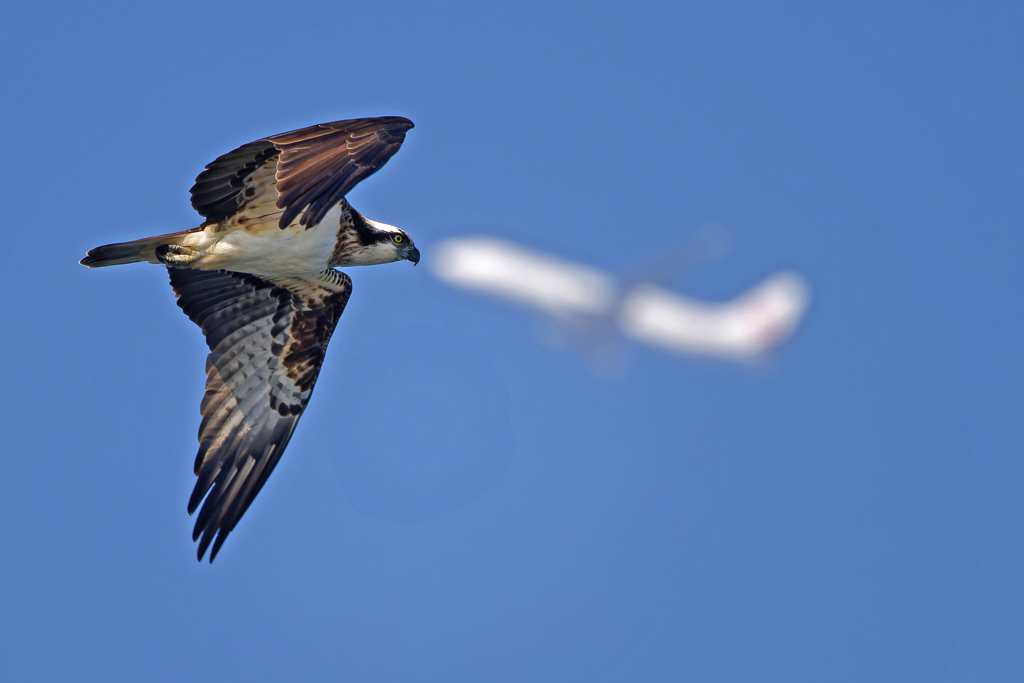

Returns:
406,246,421,266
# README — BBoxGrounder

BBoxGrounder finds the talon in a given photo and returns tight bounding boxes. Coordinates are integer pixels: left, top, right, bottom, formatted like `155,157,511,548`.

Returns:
156,244,202,266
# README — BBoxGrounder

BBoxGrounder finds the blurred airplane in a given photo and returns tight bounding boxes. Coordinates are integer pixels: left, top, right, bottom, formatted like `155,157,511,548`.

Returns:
431,236,810,362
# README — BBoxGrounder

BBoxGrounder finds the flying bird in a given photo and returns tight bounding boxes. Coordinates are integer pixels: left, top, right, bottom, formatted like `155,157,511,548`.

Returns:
80,116,419,562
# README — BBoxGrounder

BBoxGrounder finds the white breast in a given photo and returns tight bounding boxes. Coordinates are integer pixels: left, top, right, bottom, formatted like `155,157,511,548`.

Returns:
187,204,343,276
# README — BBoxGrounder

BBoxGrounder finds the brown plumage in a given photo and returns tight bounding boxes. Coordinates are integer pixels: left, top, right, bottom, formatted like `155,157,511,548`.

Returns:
80,117,419,561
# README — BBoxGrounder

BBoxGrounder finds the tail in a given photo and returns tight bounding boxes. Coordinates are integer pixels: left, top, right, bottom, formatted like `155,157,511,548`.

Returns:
80,227,202,268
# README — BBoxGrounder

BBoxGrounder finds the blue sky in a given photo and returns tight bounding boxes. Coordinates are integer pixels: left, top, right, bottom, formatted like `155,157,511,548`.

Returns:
1,1,1020,680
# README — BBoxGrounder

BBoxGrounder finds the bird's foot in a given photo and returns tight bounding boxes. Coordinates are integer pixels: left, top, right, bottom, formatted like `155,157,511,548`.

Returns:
156,244,202,266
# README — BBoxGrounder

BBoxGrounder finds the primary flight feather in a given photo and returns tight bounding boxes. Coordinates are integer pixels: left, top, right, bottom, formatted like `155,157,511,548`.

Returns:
81,116,419,562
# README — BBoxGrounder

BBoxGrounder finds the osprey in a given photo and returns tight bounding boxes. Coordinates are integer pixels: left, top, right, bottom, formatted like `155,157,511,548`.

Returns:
81,116,419,562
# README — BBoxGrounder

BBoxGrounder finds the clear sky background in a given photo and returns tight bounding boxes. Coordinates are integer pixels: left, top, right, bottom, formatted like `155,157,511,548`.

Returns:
1,1,1020,681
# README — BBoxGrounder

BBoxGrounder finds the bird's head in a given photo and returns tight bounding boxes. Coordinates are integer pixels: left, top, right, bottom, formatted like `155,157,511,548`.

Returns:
340,210,420,267
365,217,420,266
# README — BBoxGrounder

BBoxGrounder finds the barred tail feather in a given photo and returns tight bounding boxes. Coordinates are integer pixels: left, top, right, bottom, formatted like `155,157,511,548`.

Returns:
80,227,202,268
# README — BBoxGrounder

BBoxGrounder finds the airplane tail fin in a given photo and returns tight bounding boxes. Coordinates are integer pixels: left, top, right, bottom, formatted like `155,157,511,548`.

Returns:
79,227,202,268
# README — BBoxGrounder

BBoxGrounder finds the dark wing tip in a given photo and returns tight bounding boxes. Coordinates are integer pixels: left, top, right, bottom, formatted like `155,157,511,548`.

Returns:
376,115,415,138
209,533,229,562
379,117,414,147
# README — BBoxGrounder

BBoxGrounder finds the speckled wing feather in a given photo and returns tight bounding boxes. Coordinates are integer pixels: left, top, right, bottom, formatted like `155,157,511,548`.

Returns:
168,267,352,561
189,116,414,230
188,140,279,224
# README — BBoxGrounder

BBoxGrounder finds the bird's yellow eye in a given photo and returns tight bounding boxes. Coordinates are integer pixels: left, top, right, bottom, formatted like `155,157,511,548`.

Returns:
393,234,404,243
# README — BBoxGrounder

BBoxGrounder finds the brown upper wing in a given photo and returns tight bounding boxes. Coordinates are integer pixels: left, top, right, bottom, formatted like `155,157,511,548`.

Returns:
168,266,352,562
189,116,414,229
